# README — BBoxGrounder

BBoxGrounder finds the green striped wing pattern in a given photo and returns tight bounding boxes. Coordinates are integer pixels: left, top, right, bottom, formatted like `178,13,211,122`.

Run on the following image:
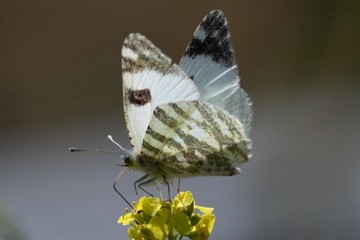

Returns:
136,101,251,179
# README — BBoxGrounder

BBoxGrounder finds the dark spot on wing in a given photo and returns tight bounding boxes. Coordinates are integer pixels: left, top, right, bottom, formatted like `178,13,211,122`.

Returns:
128,88,152,106
184,10,235,68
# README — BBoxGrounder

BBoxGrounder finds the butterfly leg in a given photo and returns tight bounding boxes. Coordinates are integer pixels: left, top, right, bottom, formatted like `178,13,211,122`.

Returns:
154,182,165,201
176,178,181,193
170,178,180,195
135,175,157,197
113,167,133,209
162,176,171,201
134,174,149,196
113,180,133,210
171,178,187,207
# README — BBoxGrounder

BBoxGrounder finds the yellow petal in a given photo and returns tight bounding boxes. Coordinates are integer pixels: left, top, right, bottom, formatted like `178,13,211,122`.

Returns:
196,213,216,237
118,212,134,225
128,226,144,240
142,197,161,216
148,214,170,239
173,192,194,208
171,211,191,234
135,196,147,212
194,205,214,214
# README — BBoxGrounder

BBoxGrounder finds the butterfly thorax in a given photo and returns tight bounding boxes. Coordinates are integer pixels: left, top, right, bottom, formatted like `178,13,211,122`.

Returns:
124,152,168,179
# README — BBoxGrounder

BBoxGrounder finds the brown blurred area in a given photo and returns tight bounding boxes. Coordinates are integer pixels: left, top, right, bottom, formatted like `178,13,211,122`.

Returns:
1,1,359,240
2,0,358,128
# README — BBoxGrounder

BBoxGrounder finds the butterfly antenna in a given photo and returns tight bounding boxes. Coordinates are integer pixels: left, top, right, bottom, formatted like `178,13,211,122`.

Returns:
107,135,129,153
113,167,133,209
69,147,123,156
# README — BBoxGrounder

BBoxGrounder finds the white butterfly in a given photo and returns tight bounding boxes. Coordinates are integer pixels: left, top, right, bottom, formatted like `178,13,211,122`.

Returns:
121,10,252,192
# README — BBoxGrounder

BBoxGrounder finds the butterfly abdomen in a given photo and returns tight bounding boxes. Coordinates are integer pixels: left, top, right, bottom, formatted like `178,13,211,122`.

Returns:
133,152,242,179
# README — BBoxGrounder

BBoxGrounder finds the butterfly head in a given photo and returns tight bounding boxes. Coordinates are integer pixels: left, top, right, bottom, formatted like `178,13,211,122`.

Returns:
107,135,137,165
122,152,136,167
122,151,148,174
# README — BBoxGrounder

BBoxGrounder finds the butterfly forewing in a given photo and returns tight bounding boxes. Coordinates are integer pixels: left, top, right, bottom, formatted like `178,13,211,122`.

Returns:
122,10,252,181
179,10,253,136
139,101,251,179
122,33,200,154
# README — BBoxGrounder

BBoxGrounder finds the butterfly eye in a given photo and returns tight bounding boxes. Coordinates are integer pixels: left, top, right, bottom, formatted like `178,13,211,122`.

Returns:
123,156,133,166
128,88,152,106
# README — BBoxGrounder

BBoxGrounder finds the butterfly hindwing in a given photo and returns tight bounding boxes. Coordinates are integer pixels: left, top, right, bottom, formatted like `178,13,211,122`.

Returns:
122,33,200,154
139,101,251,178
179,10,253,136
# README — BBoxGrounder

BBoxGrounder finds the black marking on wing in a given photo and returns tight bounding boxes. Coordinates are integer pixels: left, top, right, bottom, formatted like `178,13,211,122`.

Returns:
128,88,152,106
146,126,183,151
184,10,235,68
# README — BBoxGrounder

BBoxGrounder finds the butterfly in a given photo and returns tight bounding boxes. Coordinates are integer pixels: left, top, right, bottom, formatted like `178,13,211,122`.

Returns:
120,9,252,196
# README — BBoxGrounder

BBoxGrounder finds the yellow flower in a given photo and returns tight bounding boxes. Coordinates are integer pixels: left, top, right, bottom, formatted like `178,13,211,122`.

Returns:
189,213,216,240
118,211,134,225
118,191,216,240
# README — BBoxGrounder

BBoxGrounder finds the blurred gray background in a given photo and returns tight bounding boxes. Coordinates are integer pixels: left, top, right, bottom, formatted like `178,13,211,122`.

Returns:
1,1,359,239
